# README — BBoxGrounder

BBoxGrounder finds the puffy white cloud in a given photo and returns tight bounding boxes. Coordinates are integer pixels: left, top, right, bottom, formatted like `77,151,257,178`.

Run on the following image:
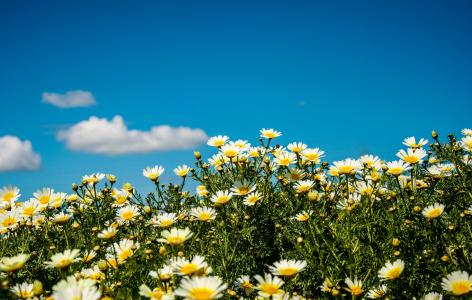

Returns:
0,136,41,171
56,115,208,155
42,90,96,108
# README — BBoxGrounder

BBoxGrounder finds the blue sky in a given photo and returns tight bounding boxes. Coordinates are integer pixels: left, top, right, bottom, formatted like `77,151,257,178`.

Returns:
1,0,471,197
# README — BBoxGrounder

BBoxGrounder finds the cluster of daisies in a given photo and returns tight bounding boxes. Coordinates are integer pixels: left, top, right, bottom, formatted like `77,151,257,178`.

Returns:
0,128,471,299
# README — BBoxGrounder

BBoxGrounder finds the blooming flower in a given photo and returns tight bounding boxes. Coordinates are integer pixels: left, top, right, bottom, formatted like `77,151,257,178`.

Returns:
269,259,307,277
207,135,229,147
190,207,217,222
396,148,427,164
174,276,228,300
378,259,405,281
260,128,282,139
174,165,191,177
386,160,411,176
52,276,101,300
210,190,233,206
0,186,21,208
44,249,81,269
11,282,35,299
345,277,363,296
143,166,165,181
366,285,388,299
254,274,284,298
0,254,29,272
158,227,193,246
403,136,428,148
243,191,263,206
441,270,472,296
422,203,445,219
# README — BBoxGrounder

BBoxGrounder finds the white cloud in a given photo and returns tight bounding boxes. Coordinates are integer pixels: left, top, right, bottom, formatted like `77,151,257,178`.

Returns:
42,90,96,108
0,136,41,171
56,115,208,155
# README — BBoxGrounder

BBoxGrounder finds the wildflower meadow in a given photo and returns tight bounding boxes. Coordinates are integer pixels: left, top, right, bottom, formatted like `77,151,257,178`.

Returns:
0,128,471,300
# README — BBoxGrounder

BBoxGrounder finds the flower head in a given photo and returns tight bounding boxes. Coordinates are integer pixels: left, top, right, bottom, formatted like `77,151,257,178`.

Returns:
158,228,193,246
45,249,80,269
254,274,284,298
269,259,306,277
422,203,445,219
441,270,472,296
0,254,29,272
260,128,281,139
378,259,405,281
175,276,227,300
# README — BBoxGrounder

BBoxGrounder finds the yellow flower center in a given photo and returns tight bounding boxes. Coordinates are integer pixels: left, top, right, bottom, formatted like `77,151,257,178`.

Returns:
279,267,299,276
246,196,258,204
260,283,279,295
350,286,363,296
298,215,309,221
168,236,184,245
57,258,73,268
278,158,291,166
2,192,15,202
388,167,403,175
180,263,199,275
121,210,134,220
118,249,133,261
305,153,319,161
38,195,50,205
238,187,249,195
451,280,471,295
403,156,420,164
216,196,229,204
198,213,212,221
115,196,127,205
338,166,355,174
425,208,442,219
160,219,173,228
223,149,238,158
190,287,214,300
1,216,17,228
385,266,402,279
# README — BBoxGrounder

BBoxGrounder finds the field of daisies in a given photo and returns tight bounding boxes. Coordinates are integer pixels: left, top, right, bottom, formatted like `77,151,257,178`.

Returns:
0,128,471,300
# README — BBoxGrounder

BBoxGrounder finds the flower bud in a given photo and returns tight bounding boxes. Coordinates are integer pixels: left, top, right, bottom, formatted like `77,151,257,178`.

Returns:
392,238,401,247
33,280,43,295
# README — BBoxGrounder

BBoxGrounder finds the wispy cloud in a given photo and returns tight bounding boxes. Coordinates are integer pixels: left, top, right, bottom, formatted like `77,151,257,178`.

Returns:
56,115,208,155
0,135,41,171
42,90,96,108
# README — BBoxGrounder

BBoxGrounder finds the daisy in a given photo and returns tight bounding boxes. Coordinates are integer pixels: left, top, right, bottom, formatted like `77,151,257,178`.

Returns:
210,190,233,206
153,212,178,228
174,165,191,177
143,166,165,181
294,180,314,193
0,254,29,272
220,144,240,158
345,277,363,296
301,148,325,163
254,274,284,298
366,285,388,299
82,173,105,186
260,128,282,139
139,284,173,300
236,275,254,291
208,154,229,168
111,239,140,263
157,227,193,246
44,249,80,269
53,212,73,224
422,203,445,219
396,148,427,164
11,282,35,299
243,191,263,206
441,270,472,296
190,207,217,222
80,266,105,282
51,192,67,209
230,181,256,196
331,159,361,175
98,227,118,240
175,276,228,300
232,139,251,150
287,142,307,153
269,259,307,277
359,154,382,170
0,209,22,230
173,255,209,276
403,136,429,148
152,265,174,281
33,187,54,207
52,276,101,300
462,128,472,136
286,168,305,181
116,205,140,223
274,152,296,167
0,186,21,207
293,211,311,222
196,185,209,197
423,292,443,300
356,181,375,197
378,259,405,281
320,278,335,292
386,160,412,176
82,250,97,263
460,136,472,152
112,190,130,206
207,135,229,147
248,147,261,157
